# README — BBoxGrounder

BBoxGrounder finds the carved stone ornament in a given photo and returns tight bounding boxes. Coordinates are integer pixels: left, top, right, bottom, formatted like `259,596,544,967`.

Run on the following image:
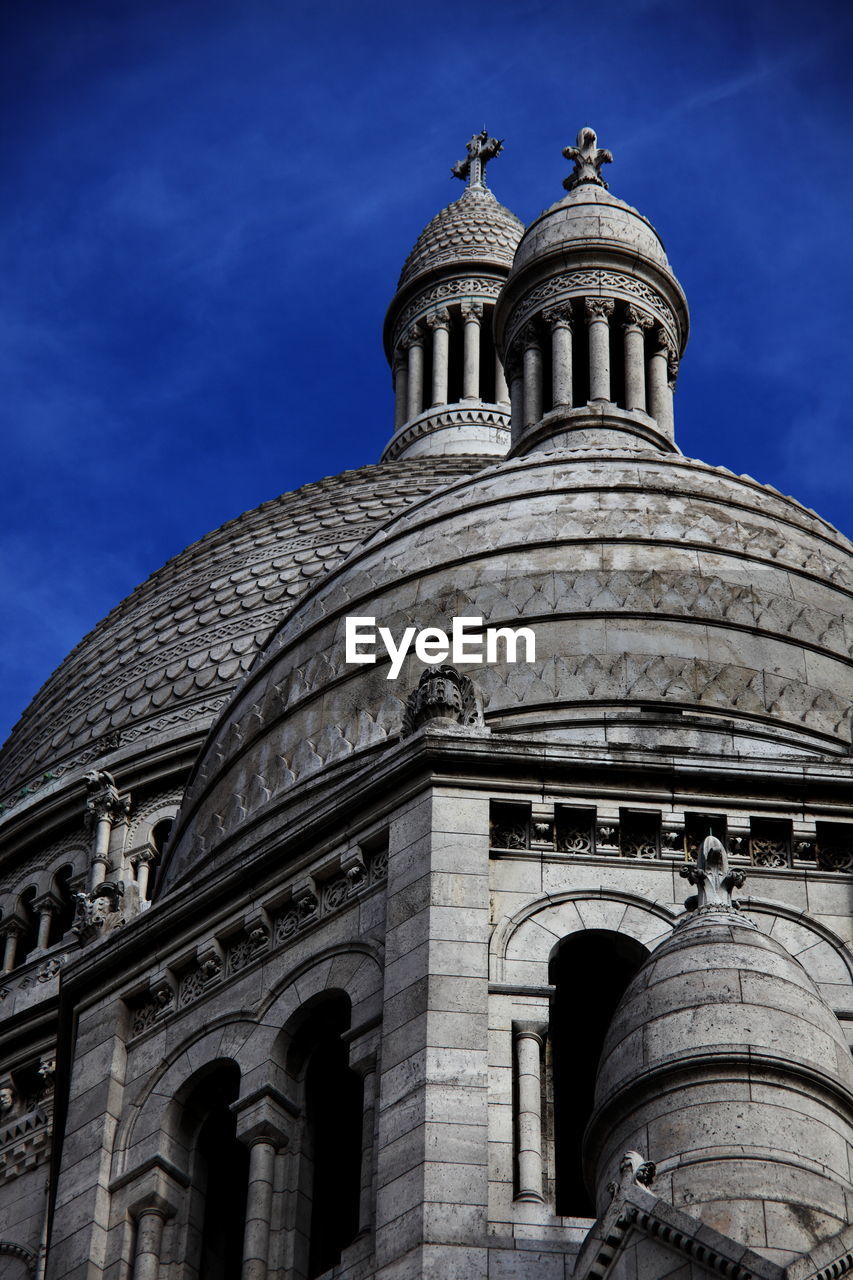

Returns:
562,126,613,191
584,296,615,322
460,300,484,323
451,128,504,188
607,1149,656,1200
402,665,484,737
542,304,573,330
72,881,125,943
679,834,746,912
426,307,451,330
84,768,131,826
519,321,540,350
623,304,654,331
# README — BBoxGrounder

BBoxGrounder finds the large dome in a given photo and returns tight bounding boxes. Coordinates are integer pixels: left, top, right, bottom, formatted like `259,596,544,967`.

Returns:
0,457,481,812
397,184,524,290
163,446,853,889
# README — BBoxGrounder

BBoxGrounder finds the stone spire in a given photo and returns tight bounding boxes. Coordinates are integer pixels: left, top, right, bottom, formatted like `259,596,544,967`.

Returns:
562,126,613,191
451,128,504,190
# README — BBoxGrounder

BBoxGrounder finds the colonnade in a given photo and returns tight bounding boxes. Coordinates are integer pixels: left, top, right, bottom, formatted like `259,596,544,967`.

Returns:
507,297,678,440
393,301,509,429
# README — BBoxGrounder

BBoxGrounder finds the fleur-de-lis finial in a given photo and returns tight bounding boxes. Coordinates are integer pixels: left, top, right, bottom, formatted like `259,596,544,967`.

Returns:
562,127,613,191
452,128,504,190
679,833,746,912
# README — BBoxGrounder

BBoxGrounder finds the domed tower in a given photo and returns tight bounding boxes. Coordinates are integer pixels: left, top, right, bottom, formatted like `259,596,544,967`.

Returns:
495,127,688,454
6,125,853,1280
586,838,853,1265
382,129,524,460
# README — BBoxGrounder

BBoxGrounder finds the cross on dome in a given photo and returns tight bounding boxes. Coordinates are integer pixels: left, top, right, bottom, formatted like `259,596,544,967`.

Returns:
562,126,613,190
452,128,504,189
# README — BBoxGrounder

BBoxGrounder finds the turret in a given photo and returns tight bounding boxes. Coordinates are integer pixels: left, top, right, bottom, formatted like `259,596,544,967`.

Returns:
494,127,689,455
382,130,524,460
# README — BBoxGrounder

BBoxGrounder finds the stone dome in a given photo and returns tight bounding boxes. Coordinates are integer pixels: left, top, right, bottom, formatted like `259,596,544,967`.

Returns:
162,446,853,890
586,901,853,1262
397,184,524,290
512,183,671,277
0,457,481,815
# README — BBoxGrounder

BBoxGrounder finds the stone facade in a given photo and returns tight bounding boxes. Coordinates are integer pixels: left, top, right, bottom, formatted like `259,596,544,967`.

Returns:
0,127,851,1280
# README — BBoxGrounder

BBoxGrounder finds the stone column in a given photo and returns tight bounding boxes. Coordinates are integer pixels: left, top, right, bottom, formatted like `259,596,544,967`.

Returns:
461,302,483,400
506,353,524,445
521,324,543,427
133,1207,168,1280
352,1054,378,1234
623,305,653,412
544,306,573,408
33,894,60,950
405,324,425,421
585,297,615,402
242,1138,277,1280
1,921,23,973
131,849,156,901
393,350,408,429
233,1087,294,1280
648,326,676,438
514,1023,546,1203
494,352,509,404
428,309,451,407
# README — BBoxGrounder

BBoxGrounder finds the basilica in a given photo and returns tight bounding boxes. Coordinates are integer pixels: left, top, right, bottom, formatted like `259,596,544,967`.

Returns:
0,124,852,1280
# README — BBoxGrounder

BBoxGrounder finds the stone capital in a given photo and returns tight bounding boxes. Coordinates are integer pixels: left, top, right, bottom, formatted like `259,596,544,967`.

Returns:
460,300,484,323
584,297,615,323
403,322,424,348
623,304,654,331
232,1085,296,1150
426,307,451,331
542,305,573,330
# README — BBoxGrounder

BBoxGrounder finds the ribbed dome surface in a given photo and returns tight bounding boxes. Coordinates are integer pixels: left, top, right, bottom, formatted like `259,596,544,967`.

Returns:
0,457,481,805
164,447,853,890
397,185,524,289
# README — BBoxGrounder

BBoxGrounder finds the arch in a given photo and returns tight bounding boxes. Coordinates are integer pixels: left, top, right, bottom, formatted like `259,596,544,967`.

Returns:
0,1240,36,1276
491,888,679,986
548,929,648,1217
742,897,853,1015
114,942,383,1179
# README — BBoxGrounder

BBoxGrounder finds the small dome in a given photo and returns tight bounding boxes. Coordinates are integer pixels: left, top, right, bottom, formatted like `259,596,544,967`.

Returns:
512,183,670,276
397,185,524,290
587,901,853,1261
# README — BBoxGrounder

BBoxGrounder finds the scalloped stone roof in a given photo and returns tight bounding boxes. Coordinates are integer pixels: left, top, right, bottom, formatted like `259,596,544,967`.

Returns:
397,185,524,290
0,457,482,801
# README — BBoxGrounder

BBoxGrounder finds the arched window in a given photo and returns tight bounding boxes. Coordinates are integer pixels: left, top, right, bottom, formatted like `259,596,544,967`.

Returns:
144,819,173,902
287,993,364,1279
179,1062,249,1279
14,888,39,967
49,865,76,944
548,930,647,1216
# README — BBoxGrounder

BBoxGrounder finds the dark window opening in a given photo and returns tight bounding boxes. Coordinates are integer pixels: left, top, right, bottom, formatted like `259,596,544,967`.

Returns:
549,931,646,1217
50,865,76,944
685,813,727,858
572,320,590,406
619,809,660,860
540,327,554,415
608,313,625,409
479,305,497,403
15,888,39,966
182,1063,248,1280
750,817,792,868
289,996,363,1280
146,819,173,901
489,801,530,850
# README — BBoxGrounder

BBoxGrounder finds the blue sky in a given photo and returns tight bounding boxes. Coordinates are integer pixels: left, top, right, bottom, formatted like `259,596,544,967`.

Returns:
1,0,852,744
